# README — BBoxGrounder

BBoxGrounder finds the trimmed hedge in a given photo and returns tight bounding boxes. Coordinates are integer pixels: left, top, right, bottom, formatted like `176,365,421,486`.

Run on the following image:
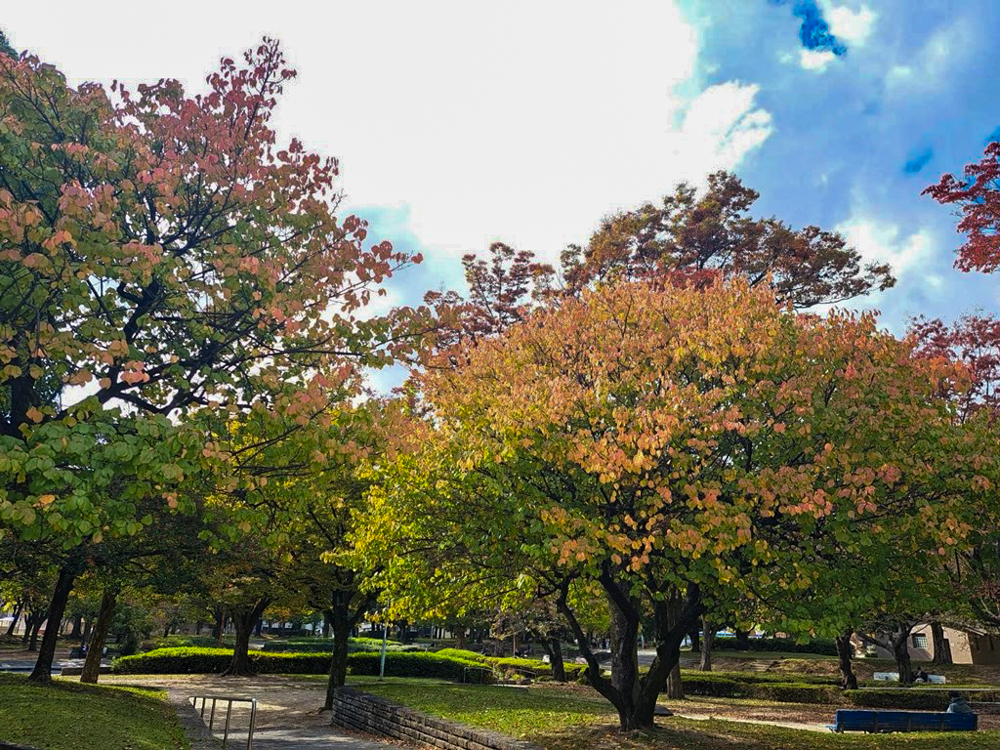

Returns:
431,649,586,681
677,672,842,704
844,689,1000,710
262,639,419,654
712,637,838,656
111,647,484,680
434,648,491,663
678,674,748,698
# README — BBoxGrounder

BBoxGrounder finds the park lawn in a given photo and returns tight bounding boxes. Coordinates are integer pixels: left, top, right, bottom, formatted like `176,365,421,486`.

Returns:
0,673,188,750
358,679,1000,750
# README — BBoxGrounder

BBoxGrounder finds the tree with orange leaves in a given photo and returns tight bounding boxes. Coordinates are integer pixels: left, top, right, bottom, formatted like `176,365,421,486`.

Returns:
361,279,991,730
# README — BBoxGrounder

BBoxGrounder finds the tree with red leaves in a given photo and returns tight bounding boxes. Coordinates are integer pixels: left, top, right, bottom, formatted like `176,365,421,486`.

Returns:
925,141,1000,272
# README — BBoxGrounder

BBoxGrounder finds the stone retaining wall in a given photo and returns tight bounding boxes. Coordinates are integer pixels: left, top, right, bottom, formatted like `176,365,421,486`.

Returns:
330,686,541,750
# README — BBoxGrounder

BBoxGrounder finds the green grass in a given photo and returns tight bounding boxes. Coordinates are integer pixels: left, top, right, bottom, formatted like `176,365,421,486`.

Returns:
356,679,1000,750
0,673,188,750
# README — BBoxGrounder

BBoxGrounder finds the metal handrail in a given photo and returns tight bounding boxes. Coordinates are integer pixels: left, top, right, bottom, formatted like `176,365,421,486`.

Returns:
189,695,258,749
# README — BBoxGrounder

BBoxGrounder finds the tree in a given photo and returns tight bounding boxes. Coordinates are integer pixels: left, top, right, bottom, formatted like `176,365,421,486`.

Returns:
363,279,986,730
561,171,894,307
0,40,420,682
0,30,15,59
925,141,1000,273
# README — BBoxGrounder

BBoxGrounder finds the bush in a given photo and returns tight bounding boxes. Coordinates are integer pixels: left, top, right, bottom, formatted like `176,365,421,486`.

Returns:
750,682,841,704
843,689,1000,710
491,657,587,680
677,673,841,703
111,646,485,680
262,638,418,654
113,647,237,674
434,648,491,663
679,670,837,686
711,636,838,656
678,674,749,698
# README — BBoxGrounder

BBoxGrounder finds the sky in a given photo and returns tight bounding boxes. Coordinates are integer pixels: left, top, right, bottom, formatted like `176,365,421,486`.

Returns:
4,1,999,388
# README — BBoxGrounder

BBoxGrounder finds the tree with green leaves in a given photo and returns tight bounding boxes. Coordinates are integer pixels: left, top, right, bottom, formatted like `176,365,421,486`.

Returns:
0,40,423,682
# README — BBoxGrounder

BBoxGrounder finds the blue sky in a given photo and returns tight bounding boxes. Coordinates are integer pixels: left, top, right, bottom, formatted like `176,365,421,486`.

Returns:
4,1,999,392
354,0,1000,351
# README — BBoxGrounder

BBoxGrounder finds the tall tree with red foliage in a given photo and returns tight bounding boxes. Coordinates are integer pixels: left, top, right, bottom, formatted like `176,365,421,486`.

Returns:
925,141,1000,272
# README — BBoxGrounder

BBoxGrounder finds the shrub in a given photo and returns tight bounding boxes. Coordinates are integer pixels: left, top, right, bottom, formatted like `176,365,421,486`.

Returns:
844,689,1000,710
113,647,236,674
711,637,837,656
434,648,491,663
750,682,841,704
262,638,417,654
111,647,484,680
678,674,749,698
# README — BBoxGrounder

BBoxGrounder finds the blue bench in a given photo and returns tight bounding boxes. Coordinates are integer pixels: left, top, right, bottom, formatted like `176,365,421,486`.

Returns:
828,709,977,733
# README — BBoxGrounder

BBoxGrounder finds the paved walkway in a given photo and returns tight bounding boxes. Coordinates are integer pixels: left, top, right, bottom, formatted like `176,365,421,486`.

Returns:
146,678,400,750
675,712,830,733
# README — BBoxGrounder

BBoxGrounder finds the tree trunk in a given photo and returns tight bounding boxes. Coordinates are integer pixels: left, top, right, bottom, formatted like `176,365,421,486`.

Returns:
700,616,715,672
455,626,466,650
735,628,751,650
27,616,42,651
541,637,567,682
29,566,77,682
21,611,36,643
835,630,857,690
893,633,913,686
212,607,224,647
556,574,703,731
930,622,952,665
5,602,21,637
688,627,700,653
323,604,351,710
221,599,269,677
665,661,684,699
70,615,82,639
80,589,117,684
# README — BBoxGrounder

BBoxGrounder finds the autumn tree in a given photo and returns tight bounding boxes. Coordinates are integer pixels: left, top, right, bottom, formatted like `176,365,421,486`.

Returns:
925,140,1000,273
0,41,421,682
363,279,988,730
561,171,894,307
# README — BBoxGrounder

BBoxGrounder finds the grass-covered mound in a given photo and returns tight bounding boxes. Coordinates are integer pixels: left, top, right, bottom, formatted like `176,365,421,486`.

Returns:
0,673,187,750
111,646,488,680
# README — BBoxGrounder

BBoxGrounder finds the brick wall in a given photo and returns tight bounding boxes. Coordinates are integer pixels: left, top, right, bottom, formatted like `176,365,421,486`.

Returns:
330,686,541,750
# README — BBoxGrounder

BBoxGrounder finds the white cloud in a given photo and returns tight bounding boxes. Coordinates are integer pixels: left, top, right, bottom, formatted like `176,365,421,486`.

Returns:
1,1,779,266
799,49,837,72
836,217,933,279
822,3,878,46
666,82,773,174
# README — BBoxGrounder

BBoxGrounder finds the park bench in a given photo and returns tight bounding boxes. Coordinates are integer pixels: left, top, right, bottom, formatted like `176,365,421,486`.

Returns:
828,709,977,733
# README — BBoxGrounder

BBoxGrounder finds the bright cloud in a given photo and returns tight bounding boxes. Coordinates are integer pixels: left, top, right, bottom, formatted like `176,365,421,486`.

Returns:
837,218,933,280
822,3,877,46
799,49,838,71
667,82,773,172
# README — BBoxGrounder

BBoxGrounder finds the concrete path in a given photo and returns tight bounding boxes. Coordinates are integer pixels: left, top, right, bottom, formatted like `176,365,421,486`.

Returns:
159,680,399,750
675,712,830,733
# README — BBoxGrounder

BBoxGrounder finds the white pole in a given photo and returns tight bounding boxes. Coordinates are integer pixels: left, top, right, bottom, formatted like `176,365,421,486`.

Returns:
379,618,389,680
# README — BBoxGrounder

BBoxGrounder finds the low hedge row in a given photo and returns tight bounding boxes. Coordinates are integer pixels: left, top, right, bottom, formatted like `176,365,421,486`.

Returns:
431,648,587,680
844,689,1000,710
262,639,419,654
110,647,484,680
711,637,838,656
678,674,842,704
